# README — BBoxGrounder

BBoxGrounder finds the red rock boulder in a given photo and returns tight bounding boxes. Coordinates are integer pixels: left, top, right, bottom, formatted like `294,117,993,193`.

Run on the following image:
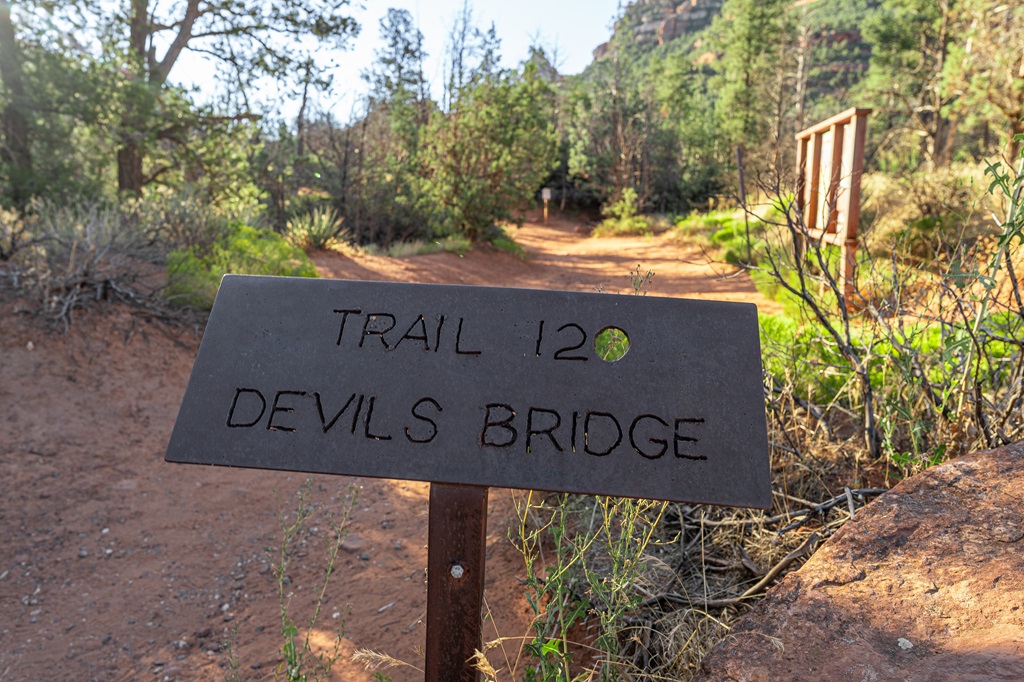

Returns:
695,442,1024,681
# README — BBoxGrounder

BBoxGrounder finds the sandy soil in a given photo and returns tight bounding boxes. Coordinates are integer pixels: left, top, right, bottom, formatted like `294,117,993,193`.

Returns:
0,216,776,681
315,217,779,313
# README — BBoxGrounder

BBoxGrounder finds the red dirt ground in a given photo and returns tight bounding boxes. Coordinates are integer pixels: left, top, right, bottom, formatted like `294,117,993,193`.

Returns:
0,216,775,681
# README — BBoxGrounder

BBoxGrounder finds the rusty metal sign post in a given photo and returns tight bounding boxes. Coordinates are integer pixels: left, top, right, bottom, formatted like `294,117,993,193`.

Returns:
166,275,770,681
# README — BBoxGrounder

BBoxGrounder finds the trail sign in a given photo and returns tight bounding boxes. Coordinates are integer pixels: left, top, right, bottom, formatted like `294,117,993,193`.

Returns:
166,275,769,507
166,274,770,681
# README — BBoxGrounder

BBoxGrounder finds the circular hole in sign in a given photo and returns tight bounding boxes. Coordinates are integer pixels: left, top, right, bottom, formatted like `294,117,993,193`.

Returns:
594,326,630,362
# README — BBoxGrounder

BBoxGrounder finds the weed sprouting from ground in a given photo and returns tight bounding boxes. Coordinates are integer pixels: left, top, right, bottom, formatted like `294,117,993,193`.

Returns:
275,481,358,682
628,265,654,296
227,480,358,682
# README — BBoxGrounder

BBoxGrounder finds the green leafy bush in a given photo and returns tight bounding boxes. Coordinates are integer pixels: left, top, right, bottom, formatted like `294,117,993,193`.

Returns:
167,222,317,308
419,61,558,242
592,188,650,237
673,209,770,263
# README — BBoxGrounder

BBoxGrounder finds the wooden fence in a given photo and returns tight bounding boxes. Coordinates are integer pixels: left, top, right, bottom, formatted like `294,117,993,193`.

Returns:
795,107,871,304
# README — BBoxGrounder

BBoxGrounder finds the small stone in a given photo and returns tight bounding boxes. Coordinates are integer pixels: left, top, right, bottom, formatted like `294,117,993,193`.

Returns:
250,662,262,670
359,552,371,561
341,535,363,553
78,548,89,558
897,638,913,651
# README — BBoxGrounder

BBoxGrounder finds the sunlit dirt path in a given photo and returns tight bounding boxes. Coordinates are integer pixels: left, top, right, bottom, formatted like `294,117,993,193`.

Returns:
312,214,782,314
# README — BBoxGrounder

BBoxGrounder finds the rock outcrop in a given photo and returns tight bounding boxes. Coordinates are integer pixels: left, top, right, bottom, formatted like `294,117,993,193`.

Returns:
695,442,1024,681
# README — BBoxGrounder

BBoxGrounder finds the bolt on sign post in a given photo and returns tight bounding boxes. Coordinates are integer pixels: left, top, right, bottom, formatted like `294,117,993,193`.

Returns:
794,107,871,306
166,275,770,681
541,187,552,223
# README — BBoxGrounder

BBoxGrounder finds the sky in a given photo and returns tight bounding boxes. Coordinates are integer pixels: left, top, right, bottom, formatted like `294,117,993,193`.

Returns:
170,0,625,123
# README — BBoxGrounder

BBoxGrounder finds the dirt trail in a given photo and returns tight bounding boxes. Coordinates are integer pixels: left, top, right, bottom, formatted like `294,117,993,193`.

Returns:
314,216,780,314
0,217,775,681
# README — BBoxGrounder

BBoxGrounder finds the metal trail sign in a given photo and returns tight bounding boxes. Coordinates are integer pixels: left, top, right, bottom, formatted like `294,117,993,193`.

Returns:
166,274,770,680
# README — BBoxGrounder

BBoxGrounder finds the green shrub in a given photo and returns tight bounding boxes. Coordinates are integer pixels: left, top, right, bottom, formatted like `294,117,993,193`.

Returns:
491,235,526,258
711,214,768,264
436,235,472,256
167,222,317,308
673,213,728,235
759,312,852,404
673,209,770,264
286,207,348,250
592,188,651,237
482,225,526,258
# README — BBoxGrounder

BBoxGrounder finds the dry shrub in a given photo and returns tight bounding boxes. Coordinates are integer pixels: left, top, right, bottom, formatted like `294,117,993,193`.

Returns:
1,200,159,326
860,164,997,266
505,434,856,681
0,198,191,330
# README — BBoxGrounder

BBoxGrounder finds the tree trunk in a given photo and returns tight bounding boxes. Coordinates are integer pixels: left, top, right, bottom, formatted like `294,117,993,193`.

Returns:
296,61,312,159
117,138,145,195
0,2,33,205
937,114,958,167
117,0,149,195
794,10,809,132
1008,116,1024,163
